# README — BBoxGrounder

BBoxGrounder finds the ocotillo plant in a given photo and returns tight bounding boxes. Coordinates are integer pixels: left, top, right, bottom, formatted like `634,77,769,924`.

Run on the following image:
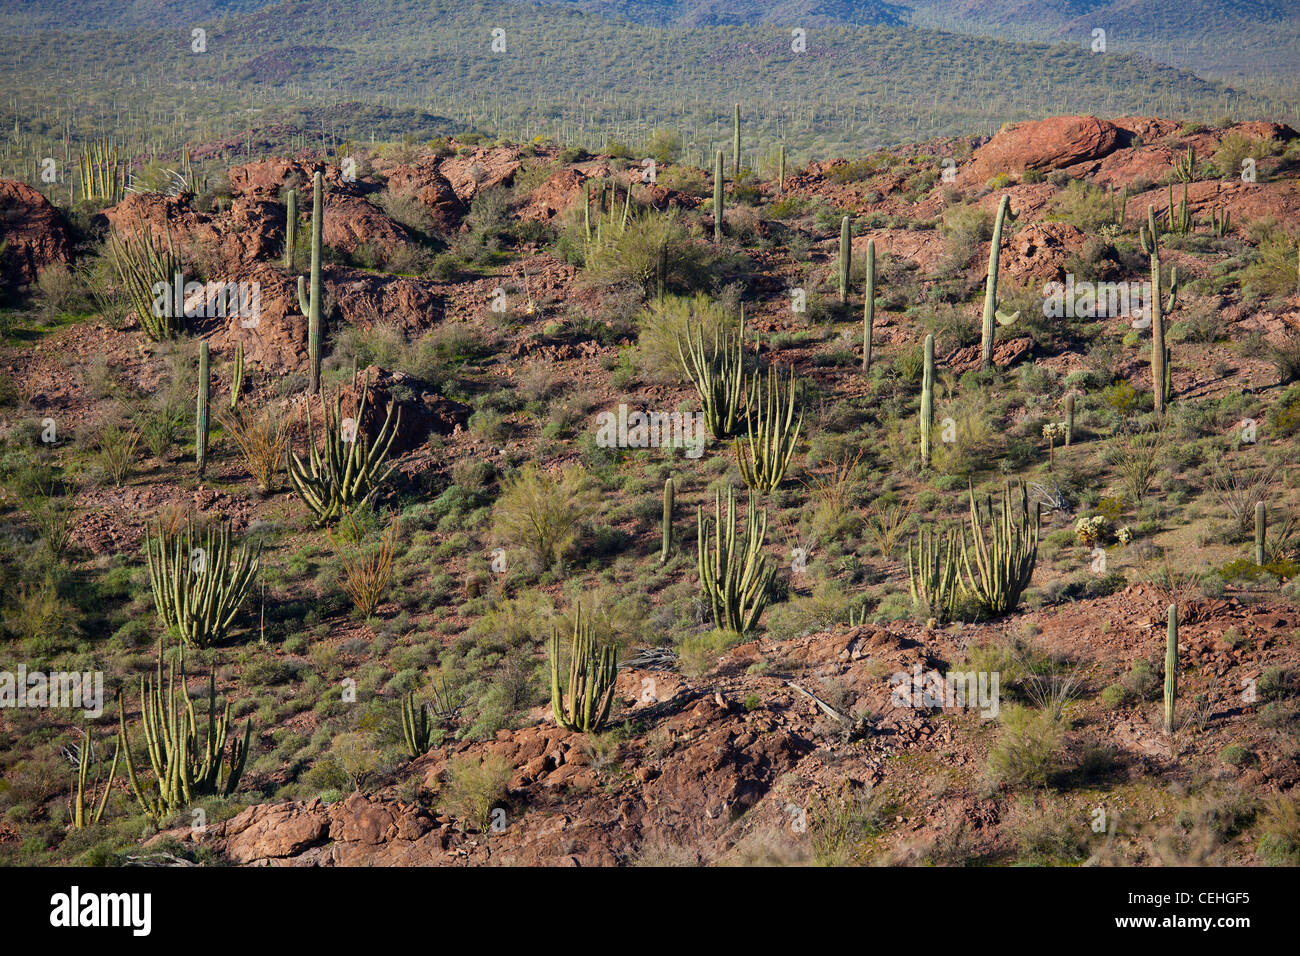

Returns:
196,341,210,479
1164,604,1178,734
920,334,935,468
862,238,876,371
297,169,325,394
1064,394,1076,446
1256,501,1267,566
980,194,1019,369
960,481,1040,616
118,643,252,822
908,527,959,624
677,317,746,440
732,104,741,179
838,216,852,304
401,691,431,758
697,486,777,635
549,608,618,733
713,149,724,243
69,730,118,829
1140,204,1168,414
661,477,674,564
286,386,401,524
736,364,802,493
145,519,261,649
109,227,184,341
284,187,298,269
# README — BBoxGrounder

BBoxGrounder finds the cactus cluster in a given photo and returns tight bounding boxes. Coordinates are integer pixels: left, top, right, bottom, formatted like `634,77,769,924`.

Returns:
118,643,252,822
677,316,747,440
736,364,802,492
145,519,261,649
401,691,432,758
286,386,401,524
69,731,118,829
697,485,777,634
78,137,125,204
549,608,618,732
906,482,1040,621
109,226,185,341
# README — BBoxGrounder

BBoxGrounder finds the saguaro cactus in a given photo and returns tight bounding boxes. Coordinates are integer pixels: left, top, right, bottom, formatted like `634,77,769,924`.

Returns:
713,150,724,243
1164,604,1178,734
196,341,210,479
778,144,786,193
298,169,325,394
980,194,1019,369
284,187,298,270
920,334,935,468
862,238,876,371
1064,394,1076,446
838,216,852,305
732,104,741,179
1256,501,1267,566
1141,204,1168,414
661,477,674,564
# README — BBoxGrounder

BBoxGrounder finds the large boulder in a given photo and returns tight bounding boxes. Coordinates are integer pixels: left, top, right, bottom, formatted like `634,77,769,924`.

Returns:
0,179,73,291
965,116,1123,182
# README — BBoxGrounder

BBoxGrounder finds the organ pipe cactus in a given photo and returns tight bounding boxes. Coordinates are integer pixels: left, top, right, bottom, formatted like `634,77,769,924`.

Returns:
1173,145,1196,183
736,365,802,493
286,386,401,525
78,137,124,204
69,730,119,829
297,170,324,394
1164,604,1178,734
549,608,618,733
118,642,252,822
908,527,959,624
920,333,934,467
677,316,746,440
109,227,184,341
862,238,875,371
196,341,210,479
401,691,431,758
145,519,261,650
980,194,1020,369
697,485,777,635
960,481,1040,616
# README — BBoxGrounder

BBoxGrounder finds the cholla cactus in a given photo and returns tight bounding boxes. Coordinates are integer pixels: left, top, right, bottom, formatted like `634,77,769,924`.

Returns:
1074,515,1108,547
1117,526,1133,546
1042,421,1068,469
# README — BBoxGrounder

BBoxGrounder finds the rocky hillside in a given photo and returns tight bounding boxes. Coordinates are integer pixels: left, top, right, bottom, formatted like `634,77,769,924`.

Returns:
1,113,1299,867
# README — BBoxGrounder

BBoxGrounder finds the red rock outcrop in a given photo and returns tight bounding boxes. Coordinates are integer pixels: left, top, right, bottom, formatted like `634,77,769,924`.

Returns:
0,179,73,289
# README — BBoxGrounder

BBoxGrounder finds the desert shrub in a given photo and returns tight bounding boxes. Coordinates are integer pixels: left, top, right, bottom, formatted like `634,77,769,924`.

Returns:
936,201,991,274
1256,796,1300,864
491,464,599,573
986,704,1067,790
636,292,740,383
1048,180,1116,232
583,210,715,295
378,186,438,237
1214,132,1277,179
1241,232,1299,303
439,753,512,831
676,628,743,677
